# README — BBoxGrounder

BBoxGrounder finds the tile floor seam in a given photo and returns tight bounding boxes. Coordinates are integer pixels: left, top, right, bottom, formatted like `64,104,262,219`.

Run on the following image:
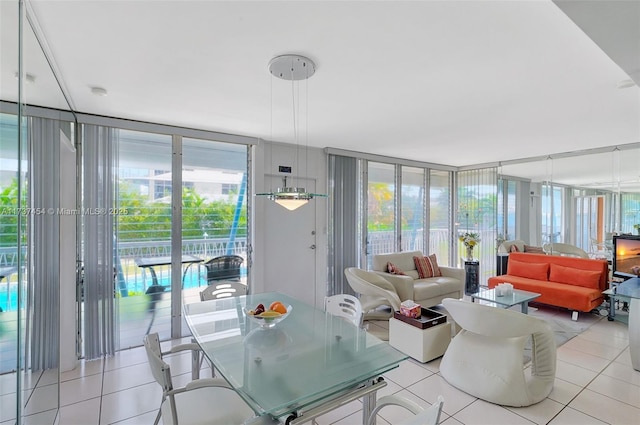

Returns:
98,358,106,425
583,375,640,410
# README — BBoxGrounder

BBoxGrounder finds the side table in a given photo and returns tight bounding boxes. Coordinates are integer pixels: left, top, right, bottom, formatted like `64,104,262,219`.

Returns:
464,260,480,294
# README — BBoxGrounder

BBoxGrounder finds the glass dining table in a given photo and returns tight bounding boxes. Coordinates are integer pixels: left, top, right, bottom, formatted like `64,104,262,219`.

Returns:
183,292,407,424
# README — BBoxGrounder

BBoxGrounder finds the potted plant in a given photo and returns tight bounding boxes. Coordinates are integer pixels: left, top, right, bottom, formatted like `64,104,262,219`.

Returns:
634,224,640,235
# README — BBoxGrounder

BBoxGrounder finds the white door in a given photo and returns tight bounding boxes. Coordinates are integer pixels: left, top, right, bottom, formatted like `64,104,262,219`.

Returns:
263,176,318,306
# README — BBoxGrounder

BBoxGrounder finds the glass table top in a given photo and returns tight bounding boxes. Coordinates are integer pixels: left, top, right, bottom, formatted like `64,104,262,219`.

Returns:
471,288,541,307
604,277,640,299
183,292,407,418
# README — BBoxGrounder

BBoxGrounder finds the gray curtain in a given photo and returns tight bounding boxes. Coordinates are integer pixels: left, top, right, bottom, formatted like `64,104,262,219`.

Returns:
82,124,117,359
27,117,60,370
328,155,358,296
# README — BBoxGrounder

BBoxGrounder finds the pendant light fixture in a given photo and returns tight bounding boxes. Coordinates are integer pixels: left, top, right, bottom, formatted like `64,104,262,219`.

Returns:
256,54,327,211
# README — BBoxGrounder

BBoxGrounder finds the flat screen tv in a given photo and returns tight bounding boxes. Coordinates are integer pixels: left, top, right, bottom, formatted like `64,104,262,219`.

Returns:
612,235,640,279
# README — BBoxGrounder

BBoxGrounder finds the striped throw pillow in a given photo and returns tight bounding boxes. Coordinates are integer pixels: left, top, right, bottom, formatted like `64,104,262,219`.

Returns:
413,254,442,278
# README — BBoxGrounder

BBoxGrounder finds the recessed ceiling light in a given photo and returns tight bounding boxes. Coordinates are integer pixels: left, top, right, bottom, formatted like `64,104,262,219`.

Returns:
616,79,636,89
14,72,36,83
90,86,108,96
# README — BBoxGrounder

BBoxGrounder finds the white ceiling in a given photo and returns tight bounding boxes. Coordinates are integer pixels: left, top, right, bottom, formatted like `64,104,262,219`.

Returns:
2,1,639,183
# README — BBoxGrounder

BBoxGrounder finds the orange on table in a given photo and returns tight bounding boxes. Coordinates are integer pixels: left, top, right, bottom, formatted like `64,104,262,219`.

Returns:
269,301,287,314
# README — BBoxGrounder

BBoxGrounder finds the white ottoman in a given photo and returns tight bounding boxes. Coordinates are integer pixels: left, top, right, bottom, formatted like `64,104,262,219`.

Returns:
389,309,452,363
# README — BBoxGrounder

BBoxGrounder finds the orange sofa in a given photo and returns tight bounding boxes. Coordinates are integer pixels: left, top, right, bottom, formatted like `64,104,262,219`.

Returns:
487,252,608,312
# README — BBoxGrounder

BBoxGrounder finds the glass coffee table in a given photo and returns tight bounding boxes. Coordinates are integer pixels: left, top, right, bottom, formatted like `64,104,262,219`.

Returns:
470,288,541,314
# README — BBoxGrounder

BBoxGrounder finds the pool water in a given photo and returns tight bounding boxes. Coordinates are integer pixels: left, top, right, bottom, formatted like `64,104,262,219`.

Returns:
0,270,245,312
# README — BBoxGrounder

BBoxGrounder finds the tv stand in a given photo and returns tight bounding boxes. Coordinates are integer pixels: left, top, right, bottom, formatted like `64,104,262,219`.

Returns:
603,277,640,371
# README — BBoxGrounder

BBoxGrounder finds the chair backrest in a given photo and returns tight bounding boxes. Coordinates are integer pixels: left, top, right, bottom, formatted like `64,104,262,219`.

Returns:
543,242,589,258
205,255,244,282
200,281,247,301
143,333,173,393
367,395,444,425
442,298,550,338
325,294,363,326
344,267,401,311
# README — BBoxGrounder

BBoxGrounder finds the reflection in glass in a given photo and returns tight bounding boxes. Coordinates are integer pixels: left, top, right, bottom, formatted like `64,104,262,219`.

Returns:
401,167,425,253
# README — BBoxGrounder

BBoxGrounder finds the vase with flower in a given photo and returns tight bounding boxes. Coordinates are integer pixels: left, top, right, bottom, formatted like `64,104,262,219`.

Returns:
459,232,481,261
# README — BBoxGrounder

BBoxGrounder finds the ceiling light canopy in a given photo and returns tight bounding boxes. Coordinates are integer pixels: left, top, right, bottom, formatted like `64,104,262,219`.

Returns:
90,86,108,96
617,79,636,89
257,54,327,211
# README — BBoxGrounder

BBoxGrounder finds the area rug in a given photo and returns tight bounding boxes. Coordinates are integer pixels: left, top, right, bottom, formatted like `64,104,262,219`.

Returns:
523,304,605,363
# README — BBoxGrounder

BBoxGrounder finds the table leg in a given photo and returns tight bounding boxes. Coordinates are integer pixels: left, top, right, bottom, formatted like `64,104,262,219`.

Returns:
630,298,639,371
608,294,617,321
362,389,377,425
521,302,529,314
147,266,159,287
471,295,476,303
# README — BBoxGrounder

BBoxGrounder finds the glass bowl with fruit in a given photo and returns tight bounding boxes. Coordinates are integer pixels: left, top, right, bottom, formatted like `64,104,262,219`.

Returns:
244,301,292,328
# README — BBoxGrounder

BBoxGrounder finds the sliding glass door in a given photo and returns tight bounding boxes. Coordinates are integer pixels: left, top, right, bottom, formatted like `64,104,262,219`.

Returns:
180,137,248,308
80,128,251,353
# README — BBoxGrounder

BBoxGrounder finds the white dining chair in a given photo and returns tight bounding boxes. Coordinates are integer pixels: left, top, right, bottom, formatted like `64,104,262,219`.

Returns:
367,395,444,425
324,294,363,327
143,332,256,425
143,332,205,381
200,281,247,301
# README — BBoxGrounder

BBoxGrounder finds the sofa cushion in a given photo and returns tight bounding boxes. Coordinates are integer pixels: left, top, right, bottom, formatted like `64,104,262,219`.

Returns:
413,254,442,278
387,262,406,275
508,252,608,292
413,277,461,300
549,264,601,289
507,259,549,281
372,251,422,273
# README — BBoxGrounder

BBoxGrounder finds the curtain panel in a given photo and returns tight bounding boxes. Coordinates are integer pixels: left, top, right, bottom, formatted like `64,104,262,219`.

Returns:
27,117,61,370
328,155,359,296
82,124,117,359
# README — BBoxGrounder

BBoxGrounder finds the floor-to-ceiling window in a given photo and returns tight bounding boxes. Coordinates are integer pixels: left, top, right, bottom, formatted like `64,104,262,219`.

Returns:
366,162,396,266
80,126,252,354
457,168,498,282
497,178,517,242
328,152,454,275
180,137,248,307
542,184,565,245
401,167,425,253
430,170,452,266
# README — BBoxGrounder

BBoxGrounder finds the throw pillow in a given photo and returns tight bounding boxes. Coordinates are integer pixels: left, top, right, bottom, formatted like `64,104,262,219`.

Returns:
524,244,545,254
507,259,549,280
387,262,406,275
549,263,601,289
509,244,520,253
413,254,442,279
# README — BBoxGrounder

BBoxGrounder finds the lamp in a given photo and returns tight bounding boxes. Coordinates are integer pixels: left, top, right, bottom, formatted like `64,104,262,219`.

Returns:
256,54,327,211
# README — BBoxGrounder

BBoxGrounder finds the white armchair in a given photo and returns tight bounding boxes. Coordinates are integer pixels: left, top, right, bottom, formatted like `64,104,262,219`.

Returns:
344,267,401,320
440,298,556,407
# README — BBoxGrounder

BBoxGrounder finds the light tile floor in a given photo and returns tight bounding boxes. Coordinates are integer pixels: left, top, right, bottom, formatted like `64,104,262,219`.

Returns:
2,306,639,425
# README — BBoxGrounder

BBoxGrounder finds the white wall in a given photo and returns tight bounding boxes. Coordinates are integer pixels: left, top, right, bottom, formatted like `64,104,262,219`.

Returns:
252,140,328,308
